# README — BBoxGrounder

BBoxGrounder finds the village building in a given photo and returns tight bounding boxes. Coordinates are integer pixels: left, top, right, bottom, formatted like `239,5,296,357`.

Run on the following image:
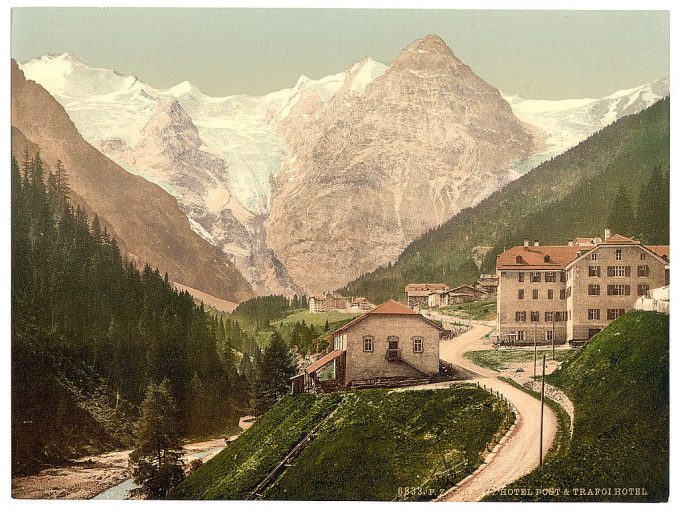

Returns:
292,300,444,392
473,274,499,296
309,292,351,313
447,284,480,304
405,283,449,309
496,230,669,344
350,297,374,311
308,294,327,313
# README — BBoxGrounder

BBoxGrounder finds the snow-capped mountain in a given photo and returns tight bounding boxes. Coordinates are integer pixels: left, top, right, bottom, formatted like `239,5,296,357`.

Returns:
20,47,668,295
503,78,670,173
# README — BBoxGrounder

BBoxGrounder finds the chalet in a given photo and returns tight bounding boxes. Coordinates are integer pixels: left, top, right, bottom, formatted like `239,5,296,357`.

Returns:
350,297,374,311
473,275,498,296
292,300,444,392
405,283,449,309
448,284,481,304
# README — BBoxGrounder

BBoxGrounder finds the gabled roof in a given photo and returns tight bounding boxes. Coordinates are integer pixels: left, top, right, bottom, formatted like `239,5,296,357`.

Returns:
304,349,345,374
497,246,585,270
601,234,640,245
405,283,448,291
450,285,478,293
333,299,444,333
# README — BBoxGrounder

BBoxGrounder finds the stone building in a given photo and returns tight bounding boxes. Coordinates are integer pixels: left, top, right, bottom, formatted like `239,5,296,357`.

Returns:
292,300,443,392
496,231,669,344
405,283,449,308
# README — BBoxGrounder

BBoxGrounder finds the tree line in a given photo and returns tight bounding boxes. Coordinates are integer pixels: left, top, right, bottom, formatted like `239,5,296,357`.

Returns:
11,152,299,482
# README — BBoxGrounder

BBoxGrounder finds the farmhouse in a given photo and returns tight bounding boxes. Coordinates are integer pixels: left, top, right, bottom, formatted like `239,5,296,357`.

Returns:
292,300,444,392
405,283,449,308
496,229,669,344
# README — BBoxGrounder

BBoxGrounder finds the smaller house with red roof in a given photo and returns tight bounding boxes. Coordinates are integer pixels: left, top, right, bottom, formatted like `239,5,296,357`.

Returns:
292,300,444,392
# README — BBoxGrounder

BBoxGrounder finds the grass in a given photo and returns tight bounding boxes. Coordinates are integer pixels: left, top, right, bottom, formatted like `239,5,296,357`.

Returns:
438,299,497,321
486,311,669,502
264,386,514,501
465,348,577,372
171,386,514,501
169,394,343,499
272,309,358,327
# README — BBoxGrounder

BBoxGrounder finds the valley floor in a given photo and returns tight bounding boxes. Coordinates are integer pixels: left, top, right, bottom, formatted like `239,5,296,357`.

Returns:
11,417,256,500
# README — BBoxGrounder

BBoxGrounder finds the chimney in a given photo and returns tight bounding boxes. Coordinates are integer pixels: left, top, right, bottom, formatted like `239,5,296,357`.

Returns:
605,227,611,240
533,240,540,246
523,238,529,247
567,240,574,246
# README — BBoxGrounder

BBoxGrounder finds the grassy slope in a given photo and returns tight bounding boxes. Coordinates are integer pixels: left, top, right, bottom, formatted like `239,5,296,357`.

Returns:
172,386,513,501
169,394,343,499
438,299,497,321
487,311,669,502
465,348,577,372
341,99,670,303
272,309,358,326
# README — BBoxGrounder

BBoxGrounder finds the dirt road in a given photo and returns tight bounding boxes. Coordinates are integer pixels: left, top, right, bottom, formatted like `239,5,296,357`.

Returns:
437,322,558,502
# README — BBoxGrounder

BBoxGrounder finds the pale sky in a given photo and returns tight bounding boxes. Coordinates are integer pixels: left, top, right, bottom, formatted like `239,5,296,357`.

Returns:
10,8,670,100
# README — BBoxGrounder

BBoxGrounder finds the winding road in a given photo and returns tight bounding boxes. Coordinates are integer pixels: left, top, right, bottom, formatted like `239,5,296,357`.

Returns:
435,320,558,502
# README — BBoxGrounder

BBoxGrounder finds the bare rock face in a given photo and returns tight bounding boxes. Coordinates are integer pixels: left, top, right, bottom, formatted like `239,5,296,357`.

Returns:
11,60,254,303
266,35,536,291
102,98,303,297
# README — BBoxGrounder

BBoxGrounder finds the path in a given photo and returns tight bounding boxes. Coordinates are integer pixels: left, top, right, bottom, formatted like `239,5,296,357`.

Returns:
435,321,558,502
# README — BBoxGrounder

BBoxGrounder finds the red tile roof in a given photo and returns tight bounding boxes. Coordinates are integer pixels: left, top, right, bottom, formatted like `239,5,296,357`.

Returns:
333,299,443,333
496,245,586,270
601,234,640,245
646,245,670,260
305,349,345,374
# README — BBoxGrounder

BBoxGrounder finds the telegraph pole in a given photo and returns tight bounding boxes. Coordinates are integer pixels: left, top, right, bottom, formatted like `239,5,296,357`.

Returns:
533,321,538,381
539,355,546,466
552,312,556,361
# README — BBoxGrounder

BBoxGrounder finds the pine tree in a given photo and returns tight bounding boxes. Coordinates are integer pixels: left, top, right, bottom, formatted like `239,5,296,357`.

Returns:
254,331,297,414
607,185,636,237
130,380,185,498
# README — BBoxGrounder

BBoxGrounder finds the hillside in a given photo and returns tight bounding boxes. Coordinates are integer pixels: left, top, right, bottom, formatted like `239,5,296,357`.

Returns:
170,386,514,500
487,311,669,502
341,99,670,303
11,59,253,303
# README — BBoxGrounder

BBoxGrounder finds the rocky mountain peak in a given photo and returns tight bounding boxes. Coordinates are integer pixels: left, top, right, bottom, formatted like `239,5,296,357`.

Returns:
142,98,202,151
390,34,466,75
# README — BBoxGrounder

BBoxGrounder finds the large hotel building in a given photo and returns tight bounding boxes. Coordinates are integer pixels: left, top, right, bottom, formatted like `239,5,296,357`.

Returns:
496,230,669,344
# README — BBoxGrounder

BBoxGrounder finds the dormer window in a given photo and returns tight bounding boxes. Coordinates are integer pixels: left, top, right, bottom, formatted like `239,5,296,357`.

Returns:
544,255,550,263
516,256,523,264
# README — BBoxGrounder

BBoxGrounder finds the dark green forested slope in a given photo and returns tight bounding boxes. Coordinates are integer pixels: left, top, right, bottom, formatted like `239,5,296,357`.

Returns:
341,99,670,303
11,153,251,475
487,311,669,502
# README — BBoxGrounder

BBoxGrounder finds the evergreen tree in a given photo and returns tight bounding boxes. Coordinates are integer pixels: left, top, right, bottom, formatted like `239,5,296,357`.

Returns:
636,166,670,244
254,331,296,414
130,380,185,498
607,185,636,237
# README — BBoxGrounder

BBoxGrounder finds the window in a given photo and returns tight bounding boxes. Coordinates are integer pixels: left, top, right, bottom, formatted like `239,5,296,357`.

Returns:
607,284,631,296
545,330,553,341
530,272,541,283
637,265,649,277
560,272,566,283
607,309,625,320
531,311,540,322
588,309,600,321
554,311,567,322
607,266,630,277
640,252,646,261
334,334,346,350
638,284,650,296
591,253,598,261
615,249,622,261
412,337,423,353
547,289,554,300
588,284,600,296
545,311,554,322
517,289,525,300
544,255,551,263
568,310,572,321
363,336,374,352
560,289,566,300
532,289,539,300
515,311,527,322
589,265,600,277
516,255,523,264
566,286,572,298
518,272,525,283
517,330,527,341
545,272,556,282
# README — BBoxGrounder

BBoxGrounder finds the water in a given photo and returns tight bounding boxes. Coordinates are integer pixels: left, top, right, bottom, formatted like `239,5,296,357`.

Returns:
91,444,225,500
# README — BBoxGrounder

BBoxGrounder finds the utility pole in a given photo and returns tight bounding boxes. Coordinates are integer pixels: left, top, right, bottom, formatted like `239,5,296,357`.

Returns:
552,311,556,361
533,321,538,381
539,354,546,466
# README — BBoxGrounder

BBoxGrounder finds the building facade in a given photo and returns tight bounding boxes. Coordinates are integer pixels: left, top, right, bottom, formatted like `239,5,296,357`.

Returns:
497,232,669,344
405,283,449,308
294,300,443,391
